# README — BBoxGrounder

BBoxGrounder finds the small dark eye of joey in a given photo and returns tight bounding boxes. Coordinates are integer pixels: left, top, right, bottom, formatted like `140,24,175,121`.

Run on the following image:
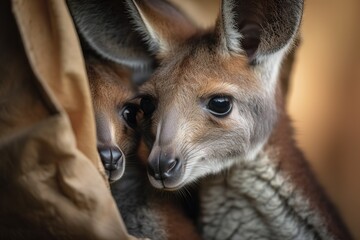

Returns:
122,103,140,128
207,96,233,117
140,96,156,116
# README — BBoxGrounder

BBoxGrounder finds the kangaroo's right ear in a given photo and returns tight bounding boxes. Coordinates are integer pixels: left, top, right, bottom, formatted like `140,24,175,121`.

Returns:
216,0,304,64
66,0,153,69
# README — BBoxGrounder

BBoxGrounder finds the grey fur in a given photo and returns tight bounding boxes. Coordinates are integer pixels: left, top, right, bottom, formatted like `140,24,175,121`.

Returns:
201,152,333,240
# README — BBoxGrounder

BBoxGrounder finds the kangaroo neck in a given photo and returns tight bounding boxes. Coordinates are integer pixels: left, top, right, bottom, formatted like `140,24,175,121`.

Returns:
200,113,350,240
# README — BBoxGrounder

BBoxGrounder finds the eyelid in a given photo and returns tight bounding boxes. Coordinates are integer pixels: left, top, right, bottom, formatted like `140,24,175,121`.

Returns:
137,93,156,102
139,94,158,107
126,103,140,110
201,94,233,103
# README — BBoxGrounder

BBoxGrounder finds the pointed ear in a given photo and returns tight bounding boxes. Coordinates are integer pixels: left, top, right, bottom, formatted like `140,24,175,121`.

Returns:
216,0,304,63
126,0,197,55
66,0,153,69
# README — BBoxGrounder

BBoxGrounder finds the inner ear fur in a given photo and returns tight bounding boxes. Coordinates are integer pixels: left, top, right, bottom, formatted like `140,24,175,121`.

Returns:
127,0,198,55
66,0,153,69
217,0,304,62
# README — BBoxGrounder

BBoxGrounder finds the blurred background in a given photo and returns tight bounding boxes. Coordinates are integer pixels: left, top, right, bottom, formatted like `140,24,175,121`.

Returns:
170,0,360,238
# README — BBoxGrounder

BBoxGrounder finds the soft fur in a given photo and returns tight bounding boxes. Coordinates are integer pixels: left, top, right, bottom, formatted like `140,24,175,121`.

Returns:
67,0,352,239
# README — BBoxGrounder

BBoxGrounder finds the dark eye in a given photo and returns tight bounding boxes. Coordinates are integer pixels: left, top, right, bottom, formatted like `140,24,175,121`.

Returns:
140,96,156,116
207,96,232,117
122,104,139,128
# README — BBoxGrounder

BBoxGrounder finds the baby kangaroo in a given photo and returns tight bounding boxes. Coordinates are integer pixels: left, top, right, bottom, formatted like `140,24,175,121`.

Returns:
68,0,352,239
85,56,201,240
84,1,353,240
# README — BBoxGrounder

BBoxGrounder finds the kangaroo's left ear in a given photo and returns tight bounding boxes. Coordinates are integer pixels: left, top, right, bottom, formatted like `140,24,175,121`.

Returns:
216,0,304,63
66,0,154,69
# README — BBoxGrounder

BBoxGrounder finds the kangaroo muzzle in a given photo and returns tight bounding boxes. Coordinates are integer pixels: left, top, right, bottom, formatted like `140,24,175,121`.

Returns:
146,109,185,189
95,113,126,182
147,146,184,190
97,145,125,182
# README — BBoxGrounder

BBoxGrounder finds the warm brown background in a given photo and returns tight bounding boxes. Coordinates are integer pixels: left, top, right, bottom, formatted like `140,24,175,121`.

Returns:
171,0,360,238
289,0,360,238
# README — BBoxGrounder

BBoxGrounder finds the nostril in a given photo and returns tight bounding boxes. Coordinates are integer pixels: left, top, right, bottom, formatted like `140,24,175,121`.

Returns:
98,146,123,171
160,157,182,179
99,148,111,164
112,148,122,161
165,158,177,173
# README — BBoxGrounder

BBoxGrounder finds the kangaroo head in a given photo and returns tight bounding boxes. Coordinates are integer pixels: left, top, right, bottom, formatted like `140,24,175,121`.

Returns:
67,0,303,189
138,0,303,190
67,0,152,182
86,58,141,182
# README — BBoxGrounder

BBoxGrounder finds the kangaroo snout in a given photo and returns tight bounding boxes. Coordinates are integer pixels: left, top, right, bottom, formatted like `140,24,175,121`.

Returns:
98,145,125,182
147,146,183,190
98,145,124,170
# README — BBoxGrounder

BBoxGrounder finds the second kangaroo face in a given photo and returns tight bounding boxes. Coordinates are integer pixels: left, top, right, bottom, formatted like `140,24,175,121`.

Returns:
87,58,140,182
140,44,277,190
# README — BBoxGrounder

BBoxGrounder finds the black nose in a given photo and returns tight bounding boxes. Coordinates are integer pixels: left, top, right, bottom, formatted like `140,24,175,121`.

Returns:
148,154,182,181
98,146,123,171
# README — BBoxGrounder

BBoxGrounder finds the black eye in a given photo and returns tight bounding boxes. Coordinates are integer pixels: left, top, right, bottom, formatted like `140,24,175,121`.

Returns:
207,96,232,117
122,104,139,128
140,96,156,116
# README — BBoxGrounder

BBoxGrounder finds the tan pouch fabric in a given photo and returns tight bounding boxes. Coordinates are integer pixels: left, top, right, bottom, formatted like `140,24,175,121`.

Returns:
0,0,135,239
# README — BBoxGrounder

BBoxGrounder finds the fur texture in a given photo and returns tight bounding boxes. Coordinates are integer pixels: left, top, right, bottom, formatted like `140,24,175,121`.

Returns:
67,0,352,239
